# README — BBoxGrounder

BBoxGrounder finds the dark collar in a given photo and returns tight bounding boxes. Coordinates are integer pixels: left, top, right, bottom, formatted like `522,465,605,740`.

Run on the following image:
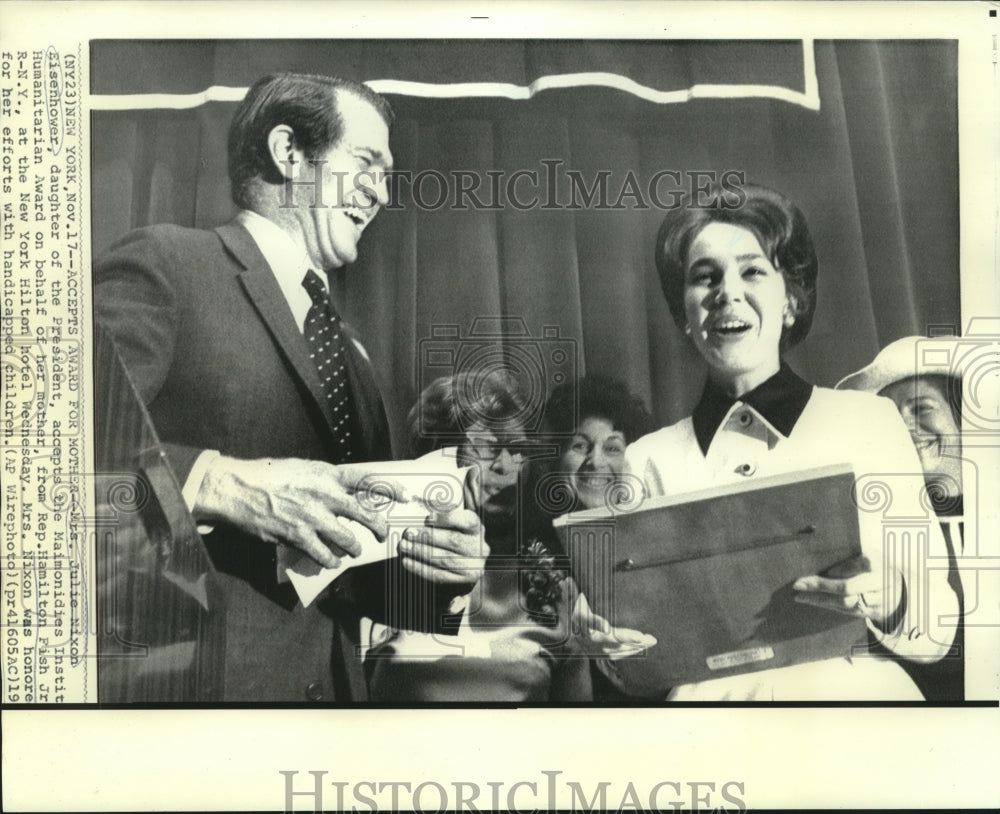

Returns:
692,363,814,455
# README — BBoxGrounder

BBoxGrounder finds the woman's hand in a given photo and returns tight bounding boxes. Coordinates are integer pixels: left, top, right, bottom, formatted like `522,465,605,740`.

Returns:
793,554,904,631
572,593,658,659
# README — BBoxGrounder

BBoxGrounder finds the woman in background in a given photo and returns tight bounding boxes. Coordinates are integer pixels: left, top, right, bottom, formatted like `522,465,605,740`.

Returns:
367,370,593,702
625,182,958,700
544,376,657,512
543,376,659,699
837,335,966,700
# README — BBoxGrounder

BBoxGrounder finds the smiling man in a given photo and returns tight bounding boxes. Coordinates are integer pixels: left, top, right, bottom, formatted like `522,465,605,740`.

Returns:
95,73,486,702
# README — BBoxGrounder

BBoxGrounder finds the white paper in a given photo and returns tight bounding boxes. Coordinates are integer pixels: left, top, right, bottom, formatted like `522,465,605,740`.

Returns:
278,448,471,606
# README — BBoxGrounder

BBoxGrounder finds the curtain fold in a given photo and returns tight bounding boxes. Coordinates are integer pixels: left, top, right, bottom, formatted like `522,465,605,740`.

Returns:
90,40,959,450
834,40,959,349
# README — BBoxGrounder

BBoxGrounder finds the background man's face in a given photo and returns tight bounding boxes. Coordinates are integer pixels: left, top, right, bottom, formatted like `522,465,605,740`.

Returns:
294,91,393,271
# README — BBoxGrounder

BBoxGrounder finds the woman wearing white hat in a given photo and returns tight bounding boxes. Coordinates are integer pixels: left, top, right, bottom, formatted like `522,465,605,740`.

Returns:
837,336,965,700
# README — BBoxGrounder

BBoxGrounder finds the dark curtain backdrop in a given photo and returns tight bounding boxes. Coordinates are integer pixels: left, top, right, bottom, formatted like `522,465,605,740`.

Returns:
90,40,959,455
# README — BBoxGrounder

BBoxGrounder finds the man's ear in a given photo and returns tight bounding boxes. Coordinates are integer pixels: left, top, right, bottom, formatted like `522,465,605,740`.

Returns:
266,124,301,180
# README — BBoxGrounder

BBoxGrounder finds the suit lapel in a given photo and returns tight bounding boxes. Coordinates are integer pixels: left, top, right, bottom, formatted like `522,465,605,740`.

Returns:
215,222,341,444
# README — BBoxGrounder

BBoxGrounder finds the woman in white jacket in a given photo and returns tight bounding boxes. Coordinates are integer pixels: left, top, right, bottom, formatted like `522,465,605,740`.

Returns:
625,183,958,700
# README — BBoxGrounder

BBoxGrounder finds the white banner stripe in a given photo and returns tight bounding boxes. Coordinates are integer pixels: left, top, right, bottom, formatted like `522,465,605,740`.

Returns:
89,41,819,112
91,85,249,109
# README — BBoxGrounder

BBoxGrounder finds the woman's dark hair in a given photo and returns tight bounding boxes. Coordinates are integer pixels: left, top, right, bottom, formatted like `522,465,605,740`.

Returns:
522,376,656,627
405,370,530,458
227,72,394,210
654,182,819,350
545,375,657,445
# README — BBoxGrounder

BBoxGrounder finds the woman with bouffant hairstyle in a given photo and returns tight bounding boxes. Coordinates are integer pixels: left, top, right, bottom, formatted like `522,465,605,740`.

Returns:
654,182,818,352
624,183,959,700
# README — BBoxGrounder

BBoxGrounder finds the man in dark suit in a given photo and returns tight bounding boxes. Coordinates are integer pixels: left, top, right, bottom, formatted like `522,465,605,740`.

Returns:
95,73,487,701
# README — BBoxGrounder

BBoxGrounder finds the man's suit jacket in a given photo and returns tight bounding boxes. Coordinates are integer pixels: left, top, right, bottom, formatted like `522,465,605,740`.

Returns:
96,220,399,701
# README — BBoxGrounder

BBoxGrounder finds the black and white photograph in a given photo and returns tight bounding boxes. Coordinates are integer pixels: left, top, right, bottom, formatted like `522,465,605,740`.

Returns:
88,35,970,704
2,1,998,810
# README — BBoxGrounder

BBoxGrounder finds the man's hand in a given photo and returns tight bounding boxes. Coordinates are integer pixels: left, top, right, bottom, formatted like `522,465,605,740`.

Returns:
398,508,488,585
194,456,410,569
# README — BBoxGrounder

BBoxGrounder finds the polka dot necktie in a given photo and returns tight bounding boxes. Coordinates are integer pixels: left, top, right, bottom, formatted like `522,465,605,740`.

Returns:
302,269,357,462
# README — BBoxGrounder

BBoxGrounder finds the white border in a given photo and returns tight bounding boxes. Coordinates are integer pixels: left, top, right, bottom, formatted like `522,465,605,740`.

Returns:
2,1,998,811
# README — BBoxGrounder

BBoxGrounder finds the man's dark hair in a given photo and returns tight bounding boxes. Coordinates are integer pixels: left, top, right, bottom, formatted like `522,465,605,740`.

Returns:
654,182,819,350
227,72,394,210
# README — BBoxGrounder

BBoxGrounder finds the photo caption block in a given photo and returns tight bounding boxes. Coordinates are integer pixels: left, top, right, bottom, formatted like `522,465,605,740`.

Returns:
2,43,94,703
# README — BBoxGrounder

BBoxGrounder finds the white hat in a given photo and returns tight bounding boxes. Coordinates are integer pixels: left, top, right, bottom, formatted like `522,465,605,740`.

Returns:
835,335,962,394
